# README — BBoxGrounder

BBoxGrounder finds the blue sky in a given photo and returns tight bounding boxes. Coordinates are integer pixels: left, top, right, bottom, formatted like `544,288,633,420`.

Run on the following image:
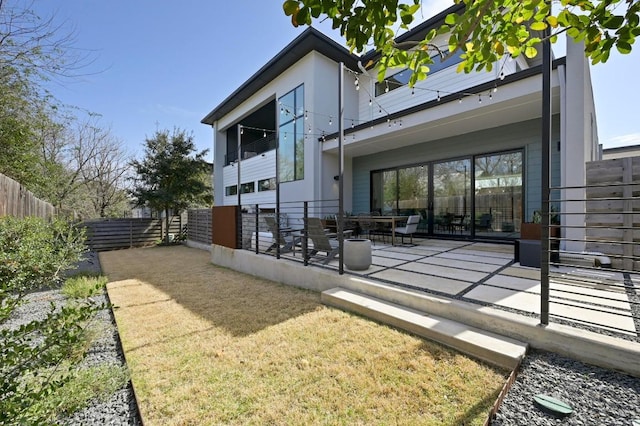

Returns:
32,0,640,162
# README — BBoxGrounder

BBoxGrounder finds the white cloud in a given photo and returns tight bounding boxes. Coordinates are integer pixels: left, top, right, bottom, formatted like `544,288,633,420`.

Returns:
602,133,640,149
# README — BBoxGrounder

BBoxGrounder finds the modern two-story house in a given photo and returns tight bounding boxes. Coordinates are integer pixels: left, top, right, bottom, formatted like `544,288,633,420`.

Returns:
201,4,598,244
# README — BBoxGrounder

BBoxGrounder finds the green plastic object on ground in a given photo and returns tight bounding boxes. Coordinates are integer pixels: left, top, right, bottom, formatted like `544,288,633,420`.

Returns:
533,394,573,417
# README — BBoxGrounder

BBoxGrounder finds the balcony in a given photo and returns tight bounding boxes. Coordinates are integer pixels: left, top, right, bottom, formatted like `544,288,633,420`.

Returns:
225,134,276,166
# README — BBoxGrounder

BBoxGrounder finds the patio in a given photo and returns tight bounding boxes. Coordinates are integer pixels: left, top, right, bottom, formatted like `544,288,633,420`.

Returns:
268,237,639,341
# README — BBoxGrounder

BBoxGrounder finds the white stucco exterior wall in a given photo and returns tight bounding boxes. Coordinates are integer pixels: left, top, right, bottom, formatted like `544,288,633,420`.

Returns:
562,36,599,252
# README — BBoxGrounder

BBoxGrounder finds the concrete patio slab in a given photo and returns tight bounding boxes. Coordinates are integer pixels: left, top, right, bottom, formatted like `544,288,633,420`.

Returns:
397,261,488,283
371,256,410,267
435,252,512,265
417,256,504,273
370,268,473,295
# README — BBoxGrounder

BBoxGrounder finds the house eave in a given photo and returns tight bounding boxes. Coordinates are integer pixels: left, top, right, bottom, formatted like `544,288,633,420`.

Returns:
201,27,359,126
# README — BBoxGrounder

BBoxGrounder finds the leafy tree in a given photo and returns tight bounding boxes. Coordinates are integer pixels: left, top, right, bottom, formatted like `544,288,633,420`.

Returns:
283,0,640,85
0,0,93,190
130,128,213,244
0,217,101,425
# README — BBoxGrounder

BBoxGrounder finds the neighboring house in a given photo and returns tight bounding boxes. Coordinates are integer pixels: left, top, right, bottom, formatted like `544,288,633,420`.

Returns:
201,4,598,245
602,144,640,160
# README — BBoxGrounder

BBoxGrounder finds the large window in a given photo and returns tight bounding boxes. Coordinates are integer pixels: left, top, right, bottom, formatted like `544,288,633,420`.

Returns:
278,85,304,182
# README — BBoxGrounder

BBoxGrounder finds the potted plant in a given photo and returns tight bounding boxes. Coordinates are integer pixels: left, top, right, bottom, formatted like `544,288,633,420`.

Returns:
521,208,560,240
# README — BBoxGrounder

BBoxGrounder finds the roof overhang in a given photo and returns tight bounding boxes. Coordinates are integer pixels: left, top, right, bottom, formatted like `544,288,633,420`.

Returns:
321,58,566,157
201,27,359,125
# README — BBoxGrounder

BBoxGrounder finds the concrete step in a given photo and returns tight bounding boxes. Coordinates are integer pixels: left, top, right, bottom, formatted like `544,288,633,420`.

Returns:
322,287,528,370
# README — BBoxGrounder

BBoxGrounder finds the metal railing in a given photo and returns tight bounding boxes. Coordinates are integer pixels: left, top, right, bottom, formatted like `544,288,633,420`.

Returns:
540,182,640,340
232,184,639,341
225,134,276,165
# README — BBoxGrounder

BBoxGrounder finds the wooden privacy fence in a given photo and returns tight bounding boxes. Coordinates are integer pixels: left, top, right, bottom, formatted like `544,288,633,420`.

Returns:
82,216,184,251
187,208,212,245
585,156,640,270
0,173,56,219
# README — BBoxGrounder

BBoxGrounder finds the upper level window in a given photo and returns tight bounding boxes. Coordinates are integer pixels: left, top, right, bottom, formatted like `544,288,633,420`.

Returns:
278,85,304,182
240,182,255,194
258,178,276,192
374,50,464,96
225,185,237,196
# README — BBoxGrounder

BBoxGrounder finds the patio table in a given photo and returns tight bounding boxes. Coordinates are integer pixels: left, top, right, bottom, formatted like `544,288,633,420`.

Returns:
350,215,408,245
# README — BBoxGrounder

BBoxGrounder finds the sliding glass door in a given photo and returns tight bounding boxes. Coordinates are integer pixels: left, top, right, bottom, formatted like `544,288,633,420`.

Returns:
369,150,522,239
474,151,522,237
433,159,471,236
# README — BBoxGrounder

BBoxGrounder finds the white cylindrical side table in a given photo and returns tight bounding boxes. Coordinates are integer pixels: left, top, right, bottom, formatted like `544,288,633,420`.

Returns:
343,239,372,270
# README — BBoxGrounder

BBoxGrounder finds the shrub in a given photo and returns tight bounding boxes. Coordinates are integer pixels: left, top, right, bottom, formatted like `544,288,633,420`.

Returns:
0,216,103,425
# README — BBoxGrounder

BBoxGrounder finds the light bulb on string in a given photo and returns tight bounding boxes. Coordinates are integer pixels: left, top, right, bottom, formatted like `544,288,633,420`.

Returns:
411,87,415,96
369,98,372,106
304,110,308,120
478,95,482,104
387,118,391,127
493,84,498,93
329,116,332,126
263,130,266,138
437,91,441,102
489,92,493,100
385,81,389,93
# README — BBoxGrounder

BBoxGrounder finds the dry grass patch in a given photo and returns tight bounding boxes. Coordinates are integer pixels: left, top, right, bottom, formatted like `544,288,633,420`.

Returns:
102,245,508,425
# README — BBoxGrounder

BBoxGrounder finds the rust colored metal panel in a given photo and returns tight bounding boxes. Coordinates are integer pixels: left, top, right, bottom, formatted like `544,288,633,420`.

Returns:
212,206,239,249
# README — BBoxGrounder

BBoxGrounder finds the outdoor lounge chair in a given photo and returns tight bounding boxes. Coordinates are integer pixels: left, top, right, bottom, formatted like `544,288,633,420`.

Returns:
395,214,421,244
303,217,340,265
264,215,296,254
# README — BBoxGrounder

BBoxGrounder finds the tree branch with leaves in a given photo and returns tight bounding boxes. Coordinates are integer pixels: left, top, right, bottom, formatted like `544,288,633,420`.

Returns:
283,0,639,85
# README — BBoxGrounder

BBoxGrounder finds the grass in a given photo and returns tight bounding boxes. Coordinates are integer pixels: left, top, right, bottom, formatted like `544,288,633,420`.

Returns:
27,364,129,422
102,245,508,425
62,275,108,299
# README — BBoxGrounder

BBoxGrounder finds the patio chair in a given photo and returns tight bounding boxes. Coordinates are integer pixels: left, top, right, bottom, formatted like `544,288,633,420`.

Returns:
476,213,493,232
369,211,389,243
303,217,340,265
264,215,296,254
395,214,421,244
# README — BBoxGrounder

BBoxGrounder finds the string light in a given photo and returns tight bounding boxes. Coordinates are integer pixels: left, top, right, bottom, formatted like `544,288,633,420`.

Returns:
262,66,511,145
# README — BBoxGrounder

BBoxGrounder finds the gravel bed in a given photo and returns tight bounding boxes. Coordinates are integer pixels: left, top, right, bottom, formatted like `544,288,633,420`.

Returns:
493,350,640,425
3,251,141,425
